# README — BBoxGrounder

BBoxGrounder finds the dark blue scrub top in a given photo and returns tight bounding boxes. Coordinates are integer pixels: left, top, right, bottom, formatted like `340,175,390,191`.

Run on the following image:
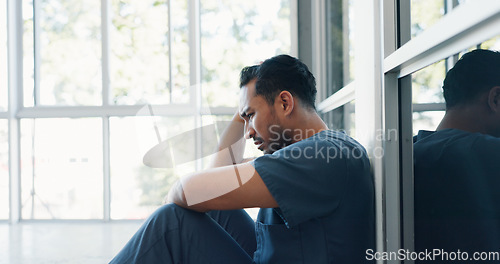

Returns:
252,130,375,263
414,129,500,256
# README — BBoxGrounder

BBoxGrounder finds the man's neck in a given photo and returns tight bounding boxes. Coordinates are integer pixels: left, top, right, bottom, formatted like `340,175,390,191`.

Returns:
288,111,328,143
437,105,491,135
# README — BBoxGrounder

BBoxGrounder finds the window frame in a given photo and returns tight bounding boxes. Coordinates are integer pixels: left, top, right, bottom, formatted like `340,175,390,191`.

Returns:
312,0,500,261
6,0,298,222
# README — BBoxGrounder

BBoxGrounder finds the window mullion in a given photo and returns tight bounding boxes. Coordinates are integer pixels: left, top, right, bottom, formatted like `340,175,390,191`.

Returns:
167,0,173,104
103,116,111,221
102,0,111,107
101,0,111,221
7,0,23,223
188,0,202,170
289,0,298,57
33,0,40,106
311,0,326,102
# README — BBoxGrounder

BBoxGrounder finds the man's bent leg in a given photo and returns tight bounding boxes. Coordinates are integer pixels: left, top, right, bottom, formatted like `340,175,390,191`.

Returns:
109,204,253,264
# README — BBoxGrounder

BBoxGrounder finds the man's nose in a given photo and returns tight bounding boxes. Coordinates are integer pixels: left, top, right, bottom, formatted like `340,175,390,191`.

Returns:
244,124,256,139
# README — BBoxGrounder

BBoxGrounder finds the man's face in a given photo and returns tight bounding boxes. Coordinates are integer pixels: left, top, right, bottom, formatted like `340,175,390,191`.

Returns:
239,79,289,154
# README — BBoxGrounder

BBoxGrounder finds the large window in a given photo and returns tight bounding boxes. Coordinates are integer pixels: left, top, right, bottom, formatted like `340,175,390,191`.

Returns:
316,0,500,256
6,0,292,220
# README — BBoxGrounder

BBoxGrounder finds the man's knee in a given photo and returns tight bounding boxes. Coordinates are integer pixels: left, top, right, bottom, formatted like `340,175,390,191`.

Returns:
155,203,184,214
150,203,203,224
151,203,183,220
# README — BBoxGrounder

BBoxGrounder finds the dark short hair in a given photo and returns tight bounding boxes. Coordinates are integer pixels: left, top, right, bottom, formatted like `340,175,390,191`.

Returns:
239,65,259,88
255,54,317,110
443,49,500,109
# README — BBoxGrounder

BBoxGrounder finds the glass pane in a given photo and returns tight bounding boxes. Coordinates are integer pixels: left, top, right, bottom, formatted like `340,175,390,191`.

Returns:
412,59,446,104
479,35,500,50
453,36,500,66
326,0,355,95
413,35,500,106
320,100,355,137
37,0,102,105
0,1,7,111
110,0,189,105
110,114,195,219
413,111,445,135
20,118,103,219
23,0,34,107
411,0,444,38
169,0,190,104
201,0,291,107
0,120,8,219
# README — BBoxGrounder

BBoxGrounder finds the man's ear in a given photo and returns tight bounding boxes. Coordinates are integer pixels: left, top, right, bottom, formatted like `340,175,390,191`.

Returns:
487,86,500,113
277,91,294,116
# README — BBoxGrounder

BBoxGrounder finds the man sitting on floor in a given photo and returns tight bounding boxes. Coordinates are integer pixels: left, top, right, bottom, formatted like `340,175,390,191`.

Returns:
414,49,500,259
110,54,375,264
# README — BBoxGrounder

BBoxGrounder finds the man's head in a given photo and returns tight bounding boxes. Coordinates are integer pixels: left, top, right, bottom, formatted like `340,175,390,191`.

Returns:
239,64,259,88
443,49,500,109
256,54,317,111
440,49,500,137
238,55,320,154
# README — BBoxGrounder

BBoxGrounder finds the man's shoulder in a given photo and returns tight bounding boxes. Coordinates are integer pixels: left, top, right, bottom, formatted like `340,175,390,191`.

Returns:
414,129,500,146
414,129,500,162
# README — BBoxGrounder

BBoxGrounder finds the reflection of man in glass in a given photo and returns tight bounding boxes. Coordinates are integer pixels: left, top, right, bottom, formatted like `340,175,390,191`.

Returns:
414,49,500,257
110,55,374,264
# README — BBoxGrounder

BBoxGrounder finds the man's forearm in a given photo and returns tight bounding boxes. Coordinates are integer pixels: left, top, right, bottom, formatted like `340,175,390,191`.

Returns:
165,180,188,208
165,113,247,208
165,163,276,212
208,113,246,168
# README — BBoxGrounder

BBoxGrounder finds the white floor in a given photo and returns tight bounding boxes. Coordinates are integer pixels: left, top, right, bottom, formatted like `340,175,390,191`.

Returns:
0,221,143,264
